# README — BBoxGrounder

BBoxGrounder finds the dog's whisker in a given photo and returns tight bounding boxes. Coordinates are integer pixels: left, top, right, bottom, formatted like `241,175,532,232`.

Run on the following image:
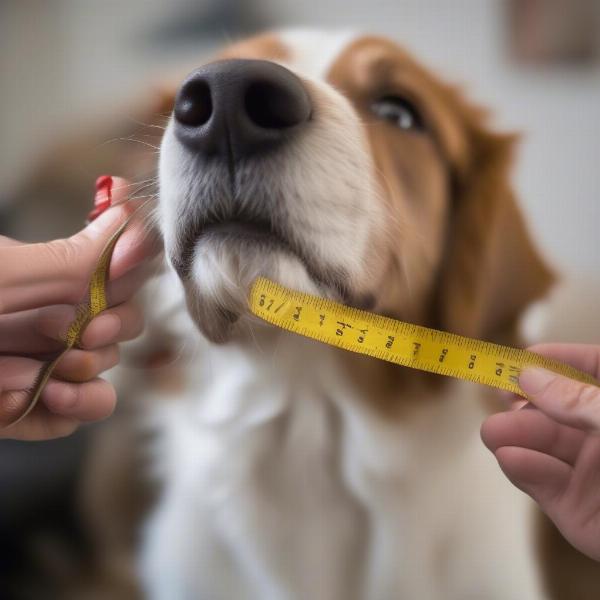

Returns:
126,193,159,202
113,179,157,193
123,117,168,131
116,136,161,151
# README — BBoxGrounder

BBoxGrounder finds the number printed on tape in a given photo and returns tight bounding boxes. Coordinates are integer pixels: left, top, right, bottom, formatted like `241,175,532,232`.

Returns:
249,277,599,398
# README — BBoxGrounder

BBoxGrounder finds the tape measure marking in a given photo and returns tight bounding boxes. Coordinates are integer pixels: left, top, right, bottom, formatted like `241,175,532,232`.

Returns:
249,277,598,398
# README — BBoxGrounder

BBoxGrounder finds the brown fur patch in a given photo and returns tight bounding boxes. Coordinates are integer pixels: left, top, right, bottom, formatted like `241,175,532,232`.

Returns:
326,36,553,415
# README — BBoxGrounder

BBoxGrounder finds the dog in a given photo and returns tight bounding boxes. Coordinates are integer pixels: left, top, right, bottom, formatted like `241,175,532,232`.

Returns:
75,29,600,600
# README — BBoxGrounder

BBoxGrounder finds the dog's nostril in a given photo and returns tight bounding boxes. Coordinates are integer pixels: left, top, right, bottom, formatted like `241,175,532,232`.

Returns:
245,80,310,129
174,80,212,127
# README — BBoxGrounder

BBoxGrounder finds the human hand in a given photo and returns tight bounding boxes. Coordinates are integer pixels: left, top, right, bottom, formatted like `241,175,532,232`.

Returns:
0,177,161,440
481,343,600,561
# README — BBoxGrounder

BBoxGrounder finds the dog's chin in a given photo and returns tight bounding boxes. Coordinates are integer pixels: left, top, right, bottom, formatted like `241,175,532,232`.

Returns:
180,233,322,344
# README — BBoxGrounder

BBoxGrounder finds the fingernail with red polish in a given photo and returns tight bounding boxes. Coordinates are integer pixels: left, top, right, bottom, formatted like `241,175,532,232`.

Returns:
95,175,113,204
87,175,113,222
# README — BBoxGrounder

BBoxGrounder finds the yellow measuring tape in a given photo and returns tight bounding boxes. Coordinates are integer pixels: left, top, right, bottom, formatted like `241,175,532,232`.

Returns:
5,224,597,429
249,277,598,398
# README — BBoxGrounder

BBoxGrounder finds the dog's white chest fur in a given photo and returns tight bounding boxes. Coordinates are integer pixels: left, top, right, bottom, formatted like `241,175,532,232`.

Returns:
139,315,547,600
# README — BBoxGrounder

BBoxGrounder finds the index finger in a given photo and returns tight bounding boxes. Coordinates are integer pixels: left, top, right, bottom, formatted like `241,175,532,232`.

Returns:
527,343,600,380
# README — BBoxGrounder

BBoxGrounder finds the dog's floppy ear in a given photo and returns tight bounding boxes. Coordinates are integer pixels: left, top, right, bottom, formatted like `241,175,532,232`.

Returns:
436,127,554,341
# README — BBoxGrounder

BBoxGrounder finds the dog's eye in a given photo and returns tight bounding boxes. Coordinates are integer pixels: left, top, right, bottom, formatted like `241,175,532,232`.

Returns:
371,96,425,132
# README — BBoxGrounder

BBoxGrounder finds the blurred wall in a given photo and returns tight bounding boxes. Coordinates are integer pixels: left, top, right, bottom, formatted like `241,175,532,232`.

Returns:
1,0,599,277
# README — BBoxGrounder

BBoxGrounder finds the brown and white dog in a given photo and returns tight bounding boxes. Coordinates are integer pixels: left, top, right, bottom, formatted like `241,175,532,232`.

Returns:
83,29,600,600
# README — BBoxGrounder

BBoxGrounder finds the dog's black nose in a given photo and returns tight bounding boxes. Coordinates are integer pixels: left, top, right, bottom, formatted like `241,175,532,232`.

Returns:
173,59,312,158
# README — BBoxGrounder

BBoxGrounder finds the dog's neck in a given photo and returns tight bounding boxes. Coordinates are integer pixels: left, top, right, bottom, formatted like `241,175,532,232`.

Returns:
188,323,342,426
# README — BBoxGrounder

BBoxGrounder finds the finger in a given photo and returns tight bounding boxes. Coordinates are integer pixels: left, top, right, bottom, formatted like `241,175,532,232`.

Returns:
0,356,70,426
0,398,79,441
0,389,33,428
527,343,600,380
494,446,572,510
108,207,162,281
495,389,516,404
0,387,74,435
511,398,530,411
481,409,587,466
79,302,144,349
520,368,600,434
0,355,41,390
0,177,160,314
87,176,161,281
0,356,117,433
52,345,120,382
0,299,144,355
569,435,600,485
42,377,117,422
0,306,72,355
493,389,529,411
0,236,24,248
105,259,161,309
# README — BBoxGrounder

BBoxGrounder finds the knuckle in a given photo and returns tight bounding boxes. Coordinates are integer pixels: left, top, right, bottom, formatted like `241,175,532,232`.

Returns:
563,381,599,412
47,239,77,270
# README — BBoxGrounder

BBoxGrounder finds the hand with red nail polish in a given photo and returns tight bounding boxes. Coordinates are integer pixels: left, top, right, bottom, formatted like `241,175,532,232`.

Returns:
481,343,600,561
0,176,162,441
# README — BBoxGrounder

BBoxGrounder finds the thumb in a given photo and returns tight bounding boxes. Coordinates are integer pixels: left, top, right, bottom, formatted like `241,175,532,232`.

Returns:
0,178,157,314
520,368,600,434
71,177,158,282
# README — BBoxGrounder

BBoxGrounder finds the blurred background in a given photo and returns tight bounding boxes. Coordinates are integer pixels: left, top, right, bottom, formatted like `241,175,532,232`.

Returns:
1,0,599,598
1,0,599,275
